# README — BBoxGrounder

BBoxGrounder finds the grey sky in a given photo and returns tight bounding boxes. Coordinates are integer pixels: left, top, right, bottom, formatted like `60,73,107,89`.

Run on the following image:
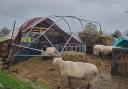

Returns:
0,0,128,33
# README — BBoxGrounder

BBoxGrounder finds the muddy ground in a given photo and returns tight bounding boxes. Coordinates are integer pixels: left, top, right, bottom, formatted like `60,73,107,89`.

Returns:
9,56,128,89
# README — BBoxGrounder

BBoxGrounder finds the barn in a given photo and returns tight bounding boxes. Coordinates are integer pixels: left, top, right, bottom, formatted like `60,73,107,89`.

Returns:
0,17,85,62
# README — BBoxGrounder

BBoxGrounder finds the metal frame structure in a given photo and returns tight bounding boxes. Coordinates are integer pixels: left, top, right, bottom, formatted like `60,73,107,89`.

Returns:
11,16,102,57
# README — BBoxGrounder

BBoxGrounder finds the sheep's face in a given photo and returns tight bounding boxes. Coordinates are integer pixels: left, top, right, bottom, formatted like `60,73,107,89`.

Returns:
53,58,62,65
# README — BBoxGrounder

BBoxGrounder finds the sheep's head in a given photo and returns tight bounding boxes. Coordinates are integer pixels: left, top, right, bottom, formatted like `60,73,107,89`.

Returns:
53,57,62,65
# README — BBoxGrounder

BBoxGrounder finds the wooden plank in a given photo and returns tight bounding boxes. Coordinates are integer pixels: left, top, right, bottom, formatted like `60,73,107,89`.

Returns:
111,47,128,76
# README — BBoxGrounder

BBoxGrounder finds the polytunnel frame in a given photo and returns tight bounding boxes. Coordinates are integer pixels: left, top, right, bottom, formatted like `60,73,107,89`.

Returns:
49,15,102,32
12,17,63,57
48,15,102,53
11,15,102,58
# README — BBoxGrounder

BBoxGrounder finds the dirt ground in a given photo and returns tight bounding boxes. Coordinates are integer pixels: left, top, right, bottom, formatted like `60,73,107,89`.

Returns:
9,56,128,89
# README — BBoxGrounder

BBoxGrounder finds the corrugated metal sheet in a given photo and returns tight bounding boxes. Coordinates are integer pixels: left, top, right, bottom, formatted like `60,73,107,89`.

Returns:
112,36,128,48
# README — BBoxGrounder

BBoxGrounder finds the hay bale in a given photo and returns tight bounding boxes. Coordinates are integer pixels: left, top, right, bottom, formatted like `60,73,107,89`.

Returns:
62,51,88,62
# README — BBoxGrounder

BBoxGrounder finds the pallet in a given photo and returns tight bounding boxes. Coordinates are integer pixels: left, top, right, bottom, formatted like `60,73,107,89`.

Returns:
111,47,128,76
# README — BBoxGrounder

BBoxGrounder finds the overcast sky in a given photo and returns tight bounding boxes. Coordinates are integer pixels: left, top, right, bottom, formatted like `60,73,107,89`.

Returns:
0,0,128,33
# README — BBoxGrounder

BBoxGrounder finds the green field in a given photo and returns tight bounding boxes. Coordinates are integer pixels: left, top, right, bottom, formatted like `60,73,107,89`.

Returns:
0,70,50,89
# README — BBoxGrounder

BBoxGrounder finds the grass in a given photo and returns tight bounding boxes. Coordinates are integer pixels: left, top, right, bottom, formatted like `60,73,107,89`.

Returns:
0,70,51,89
0,70,34,89
0,37,7,42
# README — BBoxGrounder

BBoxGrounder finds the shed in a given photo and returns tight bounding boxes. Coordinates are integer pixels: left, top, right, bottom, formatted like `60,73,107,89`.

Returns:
4,17,85,62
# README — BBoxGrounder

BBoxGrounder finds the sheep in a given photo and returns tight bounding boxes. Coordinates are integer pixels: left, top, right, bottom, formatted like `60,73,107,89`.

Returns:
93,45,104,57
42,47,59,56
53,57,98,89
46,47,57,54
100,46,113,58
41,47,59,59
100,46,121,58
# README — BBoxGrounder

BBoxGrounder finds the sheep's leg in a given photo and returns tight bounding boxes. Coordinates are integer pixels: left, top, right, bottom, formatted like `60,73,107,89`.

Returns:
108,53,112,59
68,77,71,87
86,83,91,89
86,80,95,89
68,77,72,89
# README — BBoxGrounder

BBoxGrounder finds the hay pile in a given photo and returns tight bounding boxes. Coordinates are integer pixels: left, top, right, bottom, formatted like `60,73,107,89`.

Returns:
62,51,88,62
96,35,114,46
79,31,114,46
10,55,113,89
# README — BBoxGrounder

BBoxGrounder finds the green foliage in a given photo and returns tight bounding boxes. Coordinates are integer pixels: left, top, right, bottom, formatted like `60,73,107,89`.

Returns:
0,33,4,37
0,70,34,89
0,70,51,89
0,27,10,36
0,37,7,42
0,32,7,42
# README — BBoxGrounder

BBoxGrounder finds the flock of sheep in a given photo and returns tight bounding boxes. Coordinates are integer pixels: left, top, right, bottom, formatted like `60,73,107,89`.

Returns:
46,45,114,89
46,44,114,58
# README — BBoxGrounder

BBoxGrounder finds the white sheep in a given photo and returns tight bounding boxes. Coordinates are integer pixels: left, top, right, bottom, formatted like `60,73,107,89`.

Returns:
93,45,104,57
42,47,59,56
53,57,98,89
100,46,113,58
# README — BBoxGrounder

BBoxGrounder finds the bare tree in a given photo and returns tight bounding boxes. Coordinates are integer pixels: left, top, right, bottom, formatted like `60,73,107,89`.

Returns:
112,30,122,38
78,22,101,54
0,27,10,36
84,22,97,33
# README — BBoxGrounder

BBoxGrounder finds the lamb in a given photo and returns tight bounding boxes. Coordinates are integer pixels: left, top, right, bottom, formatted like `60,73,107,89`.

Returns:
53,57,98,89
93,45,104,57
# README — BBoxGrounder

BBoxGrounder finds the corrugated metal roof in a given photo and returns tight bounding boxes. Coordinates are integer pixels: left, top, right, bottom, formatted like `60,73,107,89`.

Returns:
5,17,81,44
